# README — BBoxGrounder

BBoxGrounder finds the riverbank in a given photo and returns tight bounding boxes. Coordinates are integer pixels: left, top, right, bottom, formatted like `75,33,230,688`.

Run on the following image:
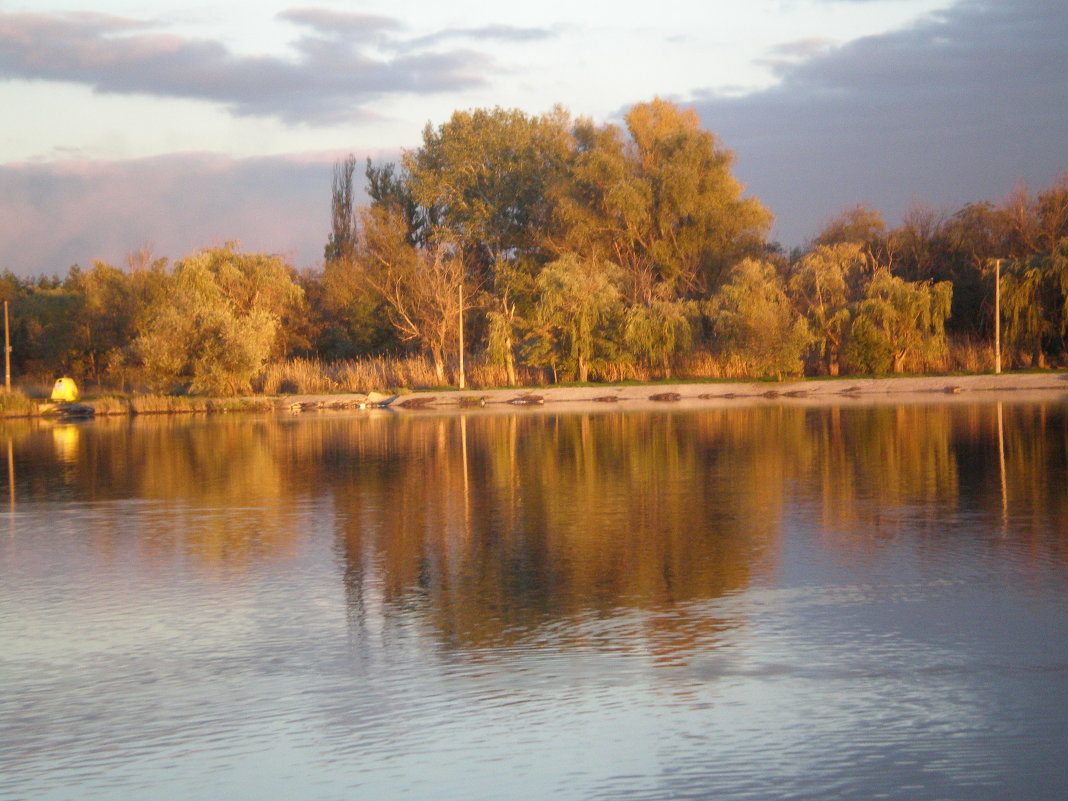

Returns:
281,372,1068,413
5,372,1066,420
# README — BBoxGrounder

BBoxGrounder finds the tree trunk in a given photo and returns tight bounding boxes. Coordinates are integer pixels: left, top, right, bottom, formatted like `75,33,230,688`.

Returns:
505,334,517,387
825,340,840,376
431,350,445,384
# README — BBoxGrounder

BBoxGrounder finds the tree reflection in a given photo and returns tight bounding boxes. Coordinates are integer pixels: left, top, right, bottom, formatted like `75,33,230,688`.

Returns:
2,399,1065,651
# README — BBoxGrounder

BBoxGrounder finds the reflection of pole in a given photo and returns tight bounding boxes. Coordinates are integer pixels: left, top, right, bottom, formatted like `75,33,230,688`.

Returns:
997,401,1008,534
993,259,1002,374
6,437,14,535
460,414,470,534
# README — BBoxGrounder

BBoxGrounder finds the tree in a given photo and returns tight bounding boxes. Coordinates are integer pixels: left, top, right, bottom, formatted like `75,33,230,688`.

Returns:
997,239,1068,367
623,294,696,377
844,269,952,374
403,106,574,272
524,254,625,382
788,243,866,375
136,244,302,395
65,260,137,383
708,258,811,379
552,98,772,301
814,203,886,248
325,154,358,265
358,207,468,384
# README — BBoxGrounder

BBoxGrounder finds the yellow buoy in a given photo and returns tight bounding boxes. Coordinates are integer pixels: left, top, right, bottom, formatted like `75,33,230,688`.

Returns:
50,377,79,402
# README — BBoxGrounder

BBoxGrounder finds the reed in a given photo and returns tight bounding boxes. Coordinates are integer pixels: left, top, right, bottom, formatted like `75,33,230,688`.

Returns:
0,388,37,417
260,357,340,395
86,396,132,416
946,337,995,373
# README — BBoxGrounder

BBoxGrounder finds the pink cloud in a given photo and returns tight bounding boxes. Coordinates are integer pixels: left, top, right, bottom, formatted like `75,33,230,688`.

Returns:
0,151,383,276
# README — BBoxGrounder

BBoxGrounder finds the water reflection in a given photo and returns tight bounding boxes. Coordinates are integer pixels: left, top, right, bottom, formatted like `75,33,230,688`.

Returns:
2,400,1068,801
2,400,1066,641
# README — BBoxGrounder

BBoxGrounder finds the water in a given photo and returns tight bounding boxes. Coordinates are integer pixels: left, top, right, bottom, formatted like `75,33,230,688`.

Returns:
1,400,1067,800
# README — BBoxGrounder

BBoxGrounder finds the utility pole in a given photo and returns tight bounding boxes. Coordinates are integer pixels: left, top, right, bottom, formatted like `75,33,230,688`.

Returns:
458,280,466,389
994,258,1002,375
4,301,10,392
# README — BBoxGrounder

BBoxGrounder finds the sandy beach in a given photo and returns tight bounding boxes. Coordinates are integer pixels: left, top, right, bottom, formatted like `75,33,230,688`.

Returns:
280,372,1068,413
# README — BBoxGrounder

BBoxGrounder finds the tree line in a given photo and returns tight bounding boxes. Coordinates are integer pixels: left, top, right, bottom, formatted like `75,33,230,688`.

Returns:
2,98,1066,395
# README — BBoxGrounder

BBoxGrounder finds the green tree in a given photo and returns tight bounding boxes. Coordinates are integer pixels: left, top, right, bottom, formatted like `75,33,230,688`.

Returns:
788,243,866,375
403,106,573,271
623,294,696,377
64,260,137,383
997,239,1068,367
553,98,772,301
325,154,358,265
136,244,302,395
844,269,952,374
708,258,811,379
524,255,625,382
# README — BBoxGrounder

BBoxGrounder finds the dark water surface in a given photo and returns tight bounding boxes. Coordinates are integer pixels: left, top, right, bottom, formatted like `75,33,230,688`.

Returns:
1,400,1067,800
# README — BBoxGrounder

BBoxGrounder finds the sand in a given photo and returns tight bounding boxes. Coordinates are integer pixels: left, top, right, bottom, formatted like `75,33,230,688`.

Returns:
279,372,1068,413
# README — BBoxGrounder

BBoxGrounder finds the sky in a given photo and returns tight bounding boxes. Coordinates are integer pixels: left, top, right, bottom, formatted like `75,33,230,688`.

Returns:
0,0,1065,276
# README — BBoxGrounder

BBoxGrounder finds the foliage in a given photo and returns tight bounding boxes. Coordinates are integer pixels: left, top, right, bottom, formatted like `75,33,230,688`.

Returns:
844,269,952,374
4,103,1067,391
524,255,625,382
708,258,812,378
997,239,1068,367
788,243,867,375
0,388,36,416
623,295,696,377
552,98,772,300
136,244,302,395
325,154,358,265
403,105,573,269
357,207,467,383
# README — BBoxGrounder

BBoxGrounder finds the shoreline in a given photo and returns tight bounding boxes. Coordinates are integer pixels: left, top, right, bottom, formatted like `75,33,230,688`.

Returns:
280,372,1068,414
5,372,1066,420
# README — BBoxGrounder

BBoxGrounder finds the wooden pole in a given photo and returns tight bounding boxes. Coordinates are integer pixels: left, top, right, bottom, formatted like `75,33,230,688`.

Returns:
994,259,1002,375
458,280,466,389
4,300,10,392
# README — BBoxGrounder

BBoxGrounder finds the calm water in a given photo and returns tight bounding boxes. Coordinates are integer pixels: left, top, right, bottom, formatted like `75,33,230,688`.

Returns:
1,400,1067,801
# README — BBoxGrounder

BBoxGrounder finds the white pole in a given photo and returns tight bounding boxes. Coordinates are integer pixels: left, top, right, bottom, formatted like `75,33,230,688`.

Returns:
458,280,466,389
4,300,10,392
994,259,1002,375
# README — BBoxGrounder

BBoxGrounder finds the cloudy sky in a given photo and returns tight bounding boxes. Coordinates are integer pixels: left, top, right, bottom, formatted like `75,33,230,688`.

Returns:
0,0,1064,276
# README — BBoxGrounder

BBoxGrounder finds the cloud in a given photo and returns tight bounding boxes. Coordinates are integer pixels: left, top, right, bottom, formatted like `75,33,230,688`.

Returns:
406,24,558,48
0,152,368,276
0,8,492,124
691,0,1068,245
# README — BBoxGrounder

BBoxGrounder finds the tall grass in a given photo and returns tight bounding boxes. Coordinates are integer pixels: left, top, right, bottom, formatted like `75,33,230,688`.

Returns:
0,389,37,417
261,355,453,394
127,395,275,414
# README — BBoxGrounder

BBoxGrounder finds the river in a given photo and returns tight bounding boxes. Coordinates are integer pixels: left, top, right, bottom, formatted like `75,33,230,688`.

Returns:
1,400,1066,800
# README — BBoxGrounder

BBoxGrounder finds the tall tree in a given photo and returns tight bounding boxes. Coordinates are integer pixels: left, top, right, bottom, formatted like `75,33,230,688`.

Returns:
403,105,574,272
325,155,358,265
552,98,772,301
358,207,468,384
